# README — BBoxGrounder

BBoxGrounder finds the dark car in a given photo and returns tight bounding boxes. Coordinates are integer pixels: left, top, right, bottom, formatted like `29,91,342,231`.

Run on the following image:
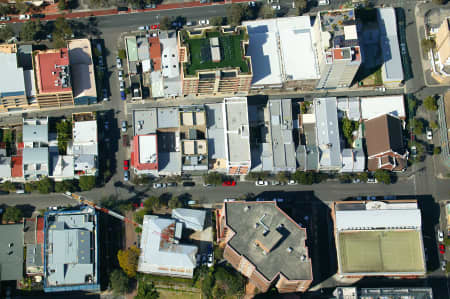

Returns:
31,14,45,18
121,91,126,100
117,6,129,12
167,182,177,187
182,181,195,187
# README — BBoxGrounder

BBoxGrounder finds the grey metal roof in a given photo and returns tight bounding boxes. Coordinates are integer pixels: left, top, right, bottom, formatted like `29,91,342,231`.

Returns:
26,244,43,269
157,107,179,128
18,44,33,69
134,109,158,135
0,224,24,281
0,52,26,98
0,156,11,178
23,147,49,164
23,123,48,143
377,8,404,83
268,99,296,172
225,202,312,281
158,152,181,174
171,208,206,231
314,98,342,169
137,36,150,61
206,104,226,160
74,154,95,170
45,207,98,287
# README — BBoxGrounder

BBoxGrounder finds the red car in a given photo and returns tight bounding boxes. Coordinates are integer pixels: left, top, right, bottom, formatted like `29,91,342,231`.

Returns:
123,160,129,171
222,180,236,186
151,24,160,30
440,244,445,254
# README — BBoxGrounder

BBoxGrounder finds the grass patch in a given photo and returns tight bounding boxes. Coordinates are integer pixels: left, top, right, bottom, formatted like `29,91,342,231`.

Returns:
157,289,200,299
185,30,249,75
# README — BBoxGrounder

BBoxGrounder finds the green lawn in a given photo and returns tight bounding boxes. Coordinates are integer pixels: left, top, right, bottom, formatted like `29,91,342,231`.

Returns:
185,30,249,75
158,289,200,299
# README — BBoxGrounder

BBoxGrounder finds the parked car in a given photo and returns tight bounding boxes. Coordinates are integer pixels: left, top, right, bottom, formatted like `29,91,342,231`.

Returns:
426,128,433,141
102,88,108,101
207,253,213,267
199,19,209,25
117,6,129,12
150,24,160,29
186,21,193,26
367,196,376,201
439,244,445,254
19,14,30,20
116,56,122,69
248,1,256,6
31,14,45,18
222,180,236,186
0,16,11,21
255,180,268,186
256,197,264,202
104,120,109,129
223,198,236,202
183,181,195,187
203,183,213,187
188,200,197,205
48,206,58,211
271,180,280,185
120,91,126,100
124,170,130,181
123,160,129,170
288,180,297,185
442,260,447,271
121,120,127,132
439,230,444,242
383,195,396,200
118,70,124,81
367,178,378,183
411,145,417,157
318,0,329,5
271,4,280,10
153,183,167,189
120,81,125,90
167,182,177,187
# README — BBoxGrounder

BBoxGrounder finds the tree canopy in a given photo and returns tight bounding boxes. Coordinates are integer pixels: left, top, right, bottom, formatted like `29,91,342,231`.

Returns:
20,20,42,41
52,17,73,48
79,176,96,191
109,269,129,294
117,246,140,278
421,38,436,52
227,4,246,26
3,206,23,223
136,279,159,299
374,169,391,184
0,25,14,43
37,177,54,194
56,119,72,154
423,96,438,111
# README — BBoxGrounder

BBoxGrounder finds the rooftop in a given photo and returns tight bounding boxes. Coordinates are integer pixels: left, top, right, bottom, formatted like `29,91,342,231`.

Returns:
0,224,24,281
181,27,250,76
126,36,138,62
364,114,404,156
334,287,433,299
360,95,405,120
319,9,359,49
44,207,99,291
67,39,97,99
23,120,48,143
35,48,71,93
314,98,341,169
225,201,312,281
268,99,296,171
243,16,320,86
206,103,226,161
0,51,26,98
132,135,158,171
224,97,251,164
377,8,404,83
134,109,158,135
73,120,98,144
138,215,197,278
171,208,206,231
334,201,425,276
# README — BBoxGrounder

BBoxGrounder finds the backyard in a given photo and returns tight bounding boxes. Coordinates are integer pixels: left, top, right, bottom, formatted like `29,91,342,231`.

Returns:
184,30,249,75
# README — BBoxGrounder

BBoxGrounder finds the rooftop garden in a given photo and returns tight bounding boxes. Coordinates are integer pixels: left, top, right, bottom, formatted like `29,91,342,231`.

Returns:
182,28,250,76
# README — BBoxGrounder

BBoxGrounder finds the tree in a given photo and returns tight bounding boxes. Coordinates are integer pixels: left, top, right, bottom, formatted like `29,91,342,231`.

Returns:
374,169,391,184
136,279,159,299
292,171,314,185
79,176,96,191
294,0,307,15
0,25,14,42
203,172,224,185
0,181,15,192
434,146,442,155
210,16,224,26
118,49,127,60
37,177,54,194
411,118,424,136
52,16,72,48
168,196,183,209
56,119,72,154
160,16,170,30
423,96,438,111
421,38,436,52
20,20,42,41
3,206,23,223
259,4,275,19
227,4,245,26
15,0,30,14
117,246,140,278
109,269,129,294
57,0,67,11
430,120,439,130
55,180,77,193
341,117,359,147
214,266,245,296
143,196,162,212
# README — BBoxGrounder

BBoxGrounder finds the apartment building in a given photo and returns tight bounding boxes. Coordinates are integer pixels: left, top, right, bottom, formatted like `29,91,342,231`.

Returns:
178,27,252,96
314,9,362,89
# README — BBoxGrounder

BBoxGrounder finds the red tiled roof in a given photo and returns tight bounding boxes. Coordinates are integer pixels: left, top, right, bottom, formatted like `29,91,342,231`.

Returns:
36,48,72,93
11,156,22,177
132,135,158,171
36,216,44,244
149,37,161,71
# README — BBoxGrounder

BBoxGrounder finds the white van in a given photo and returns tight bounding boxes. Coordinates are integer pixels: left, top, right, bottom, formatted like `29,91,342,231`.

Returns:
19,14,30,20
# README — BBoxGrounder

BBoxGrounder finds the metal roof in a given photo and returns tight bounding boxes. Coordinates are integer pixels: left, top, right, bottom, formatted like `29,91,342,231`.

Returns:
157,107,179,128
0,52,26,98
0,224,24,281
23,123,48,143
23,147,49,164
126,36,138,62
171,208,206,231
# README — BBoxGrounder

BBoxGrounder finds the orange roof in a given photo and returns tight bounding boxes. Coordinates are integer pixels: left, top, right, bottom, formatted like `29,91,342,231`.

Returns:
333,48,344,59
36,217,44,244
149,37,161,71
36,48,72,93
11,156,22,178
132,135,158,171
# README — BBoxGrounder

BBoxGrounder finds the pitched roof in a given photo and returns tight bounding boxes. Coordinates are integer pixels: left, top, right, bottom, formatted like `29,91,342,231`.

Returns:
365,114,404,156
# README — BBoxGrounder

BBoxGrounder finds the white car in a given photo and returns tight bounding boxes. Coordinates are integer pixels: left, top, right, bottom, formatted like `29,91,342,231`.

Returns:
288,180,297,185
426,128,433,141
119,81,125,91
116,57,122,69
223,198,236,202
319,0,329,5
255,180,268,186
439,230,444,242
271,180,280,185
118,70,124,81
19,14,30,20
200,19,209,25
272,4,280,10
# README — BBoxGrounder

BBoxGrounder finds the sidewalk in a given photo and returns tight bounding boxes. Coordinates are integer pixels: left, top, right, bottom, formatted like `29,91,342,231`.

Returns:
2,0,251,24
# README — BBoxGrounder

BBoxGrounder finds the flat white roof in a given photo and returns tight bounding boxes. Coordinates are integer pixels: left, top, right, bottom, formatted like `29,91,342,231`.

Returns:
139,135,157,164
244,16,319,86
360,95,405,119
73,121,97,144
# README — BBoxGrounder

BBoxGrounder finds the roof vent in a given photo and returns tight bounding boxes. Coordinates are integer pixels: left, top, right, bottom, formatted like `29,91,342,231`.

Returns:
244,206,250,212
287,247,293,253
